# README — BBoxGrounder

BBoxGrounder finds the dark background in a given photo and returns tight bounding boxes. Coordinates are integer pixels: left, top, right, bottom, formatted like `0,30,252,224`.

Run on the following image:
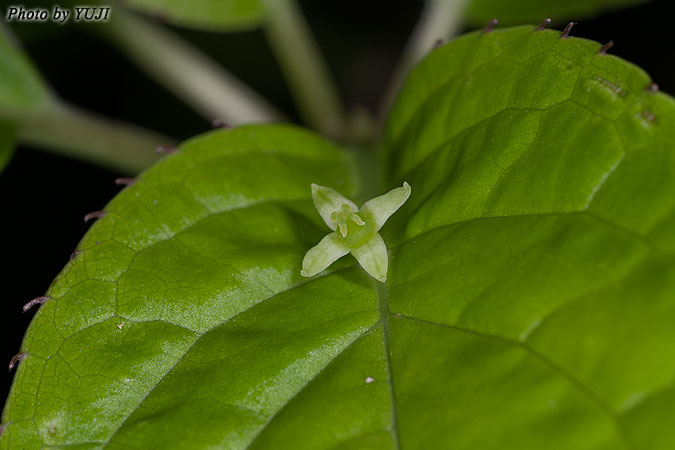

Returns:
1,0,673,408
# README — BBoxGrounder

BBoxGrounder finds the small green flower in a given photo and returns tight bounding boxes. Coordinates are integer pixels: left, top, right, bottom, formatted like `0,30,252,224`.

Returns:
301,182,411,282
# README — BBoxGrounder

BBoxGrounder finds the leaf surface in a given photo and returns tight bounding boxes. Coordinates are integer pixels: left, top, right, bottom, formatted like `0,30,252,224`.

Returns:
121,0,266,31
466,0,646,25
3,26,675,449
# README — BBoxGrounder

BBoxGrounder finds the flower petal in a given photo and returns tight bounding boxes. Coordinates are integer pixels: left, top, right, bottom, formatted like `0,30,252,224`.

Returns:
351,233,388,282
301,232,350,277
311,184,358,231
360,182,411,231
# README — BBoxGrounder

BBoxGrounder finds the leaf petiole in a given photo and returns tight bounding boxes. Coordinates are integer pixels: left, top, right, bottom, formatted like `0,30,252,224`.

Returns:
98,8,284,126
15,100,170,174
379,0,470,125
262,0,344,138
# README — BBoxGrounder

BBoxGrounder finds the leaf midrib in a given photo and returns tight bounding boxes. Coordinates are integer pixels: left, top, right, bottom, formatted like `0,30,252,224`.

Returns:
374,279,401,449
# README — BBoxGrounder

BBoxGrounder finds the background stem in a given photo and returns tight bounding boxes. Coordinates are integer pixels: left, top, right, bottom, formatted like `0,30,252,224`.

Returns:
379,0,469,125
100,8,283,126
262,0,344,137
16,102,171,174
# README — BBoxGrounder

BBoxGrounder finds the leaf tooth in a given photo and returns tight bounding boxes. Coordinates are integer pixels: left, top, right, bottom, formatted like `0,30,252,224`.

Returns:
536,18,551,31
8,352,26,372
114,177,136,187
483,18,498,33
561,21,577,39
155,145,177,155
83,211,106,223
22,296,49,313
599,40,615,55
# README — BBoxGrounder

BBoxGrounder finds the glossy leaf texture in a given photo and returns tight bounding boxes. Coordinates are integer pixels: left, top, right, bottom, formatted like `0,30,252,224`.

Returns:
382,25,675,449
466,0,646,25
3,26,675,449
121,0,266,31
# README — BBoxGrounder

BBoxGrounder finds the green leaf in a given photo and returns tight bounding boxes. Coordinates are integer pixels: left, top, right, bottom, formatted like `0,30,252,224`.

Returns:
466,0,646,25
121,0,266,31
0,121,16,171
3,26,675,449
0,25,52,120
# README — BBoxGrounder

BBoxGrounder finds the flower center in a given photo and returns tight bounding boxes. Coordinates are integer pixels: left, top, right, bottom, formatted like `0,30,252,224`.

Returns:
329,204,374,248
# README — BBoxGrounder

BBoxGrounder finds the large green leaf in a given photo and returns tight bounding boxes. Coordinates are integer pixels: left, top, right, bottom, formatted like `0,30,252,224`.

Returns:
121,0,266,31
3,26,675,449
466,0,647,25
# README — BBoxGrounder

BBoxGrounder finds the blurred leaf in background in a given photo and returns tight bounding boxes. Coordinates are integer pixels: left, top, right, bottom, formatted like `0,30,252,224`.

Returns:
123,0,266,31
466,0,647,25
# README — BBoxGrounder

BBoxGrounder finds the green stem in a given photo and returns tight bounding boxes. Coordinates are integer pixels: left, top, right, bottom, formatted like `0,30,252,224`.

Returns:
262,0,344,137
16,101,171,174
379,0,469,125
99,8,283,125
